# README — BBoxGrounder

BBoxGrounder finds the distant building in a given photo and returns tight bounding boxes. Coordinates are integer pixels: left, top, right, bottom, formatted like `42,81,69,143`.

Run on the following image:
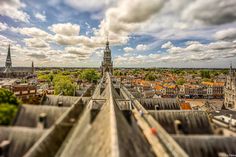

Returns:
101,38,113,75
0,45,35,78
224,64,236,110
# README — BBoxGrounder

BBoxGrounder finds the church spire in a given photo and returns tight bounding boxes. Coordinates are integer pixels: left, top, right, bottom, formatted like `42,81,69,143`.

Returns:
4,44,12,73
6,44,12,67
32,61,35,74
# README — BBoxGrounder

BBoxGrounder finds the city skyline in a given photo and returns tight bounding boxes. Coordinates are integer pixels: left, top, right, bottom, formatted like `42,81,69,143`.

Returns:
0,0,236,68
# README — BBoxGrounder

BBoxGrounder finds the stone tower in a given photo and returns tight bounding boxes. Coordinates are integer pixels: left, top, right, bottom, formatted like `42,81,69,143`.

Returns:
101,38,113,75
4,44,12,73
224,63,236,110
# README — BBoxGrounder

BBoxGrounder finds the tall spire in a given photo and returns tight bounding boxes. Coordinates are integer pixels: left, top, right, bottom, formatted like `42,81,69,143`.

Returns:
4,44,12,73
32,61,35,74
6,44,12,66
106,35,109,47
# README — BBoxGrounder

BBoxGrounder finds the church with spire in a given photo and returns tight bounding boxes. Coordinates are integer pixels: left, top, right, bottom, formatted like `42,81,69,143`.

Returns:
0,44,35,78
101,37,113,76
4,44,12,74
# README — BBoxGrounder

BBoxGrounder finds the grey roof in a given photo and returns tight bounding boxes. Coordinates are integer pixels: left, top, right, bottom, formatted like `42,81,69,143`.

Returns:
14,105,68,128
57,77,155,157
148,110,213,134
139,98,180,110
0,126,44,157
173,135,236,157
41,95,90,107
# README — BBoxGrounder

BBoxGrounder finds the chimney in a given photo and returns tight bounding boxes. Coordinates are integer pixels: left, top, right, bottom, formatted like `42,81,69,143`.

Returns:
174,120,184,135
37,113,47,129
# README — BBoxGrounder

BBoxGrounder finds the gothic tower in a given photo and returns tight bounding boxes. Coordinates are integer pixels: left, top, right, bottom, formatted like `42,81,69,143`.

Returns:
224,63,236,110
4,44,12,73
101,38,113,75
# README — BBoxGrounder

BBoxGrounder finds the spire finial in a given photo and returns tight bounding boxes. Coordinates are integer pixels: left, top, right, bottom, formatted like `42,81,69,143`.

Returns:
106,35,109,45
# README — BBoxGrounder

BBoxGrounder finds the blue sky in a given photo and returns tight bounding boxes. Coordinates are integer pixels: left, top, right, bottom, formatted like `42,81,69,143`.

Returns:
0,0,236,68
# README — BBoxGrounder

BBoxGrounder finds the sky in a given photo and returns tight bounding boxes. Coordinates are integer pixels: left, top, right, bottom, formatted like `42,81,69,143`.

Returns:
0,0,236,68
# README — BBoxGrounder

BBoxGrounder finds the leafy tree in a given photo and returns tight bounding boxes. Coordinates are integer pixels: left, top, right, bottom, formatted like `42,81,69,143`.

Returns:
145,73,156,81
176,78,186,85
49,74,54,82
0,88,21,106
54,79,76,96
0,89,20,125
0,104,18,125
200,70,210,78
114,70,122,76
80,69,100,83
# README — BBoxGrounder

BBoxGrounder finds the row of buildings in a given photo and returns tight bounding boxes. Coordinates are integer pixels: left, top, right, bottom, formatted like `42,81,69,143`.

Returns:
125,79,225,99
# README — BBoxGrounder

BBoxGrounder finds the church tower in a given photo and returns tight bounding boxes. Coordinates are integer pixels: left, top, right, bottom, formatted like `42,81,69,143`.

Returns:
224,63,236,110
101,38,113,76
4,44,12,73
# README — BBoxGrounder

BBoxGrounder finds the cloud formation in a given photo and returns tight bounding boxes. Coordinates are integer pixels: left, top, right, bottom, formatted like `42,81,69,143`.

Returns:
49,23,80,36
214,28,236,41
0,0,30,22
35,12,46,22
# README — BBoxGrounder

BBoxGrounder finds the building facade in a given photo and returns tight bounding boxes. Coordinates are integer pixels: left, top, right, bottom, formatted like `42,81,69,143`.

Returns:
224,65,236,110
101,39,113,75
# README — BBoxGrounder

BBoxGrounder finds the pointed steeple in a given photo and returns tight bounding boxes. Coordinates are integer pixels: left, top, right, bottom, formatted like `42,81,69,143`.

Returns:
106,35,109,45
4,44,12,73
32,61,35,74
5,44,12,67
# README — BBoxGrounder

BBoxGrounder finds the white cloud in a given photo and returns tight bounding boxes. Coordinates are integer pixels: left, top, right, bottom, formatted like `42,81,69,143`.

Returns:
161,41,173,49
65,46,92,60
214,28,236,41
24,38,49,48
115,40,236,66
13,27,50,38
123,47,134,53
49,23,80,36
0,35,16,47
101,0,165,35
136,44,148,51
123,44,149,53
35,12,46,21
182,0,236,25
0,22,8,31
0,0,30,22
64,0,114,12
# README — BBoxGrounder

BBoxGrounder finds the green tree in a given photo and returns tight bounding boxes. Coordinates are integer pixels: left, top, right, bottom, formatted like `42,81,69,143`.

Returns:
200,70,210,78
0,88,20,125
176,78,186,85
0,88,21,106
0,104,18,125
54,79,76,96
145,73,156,81
80,69,100,83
